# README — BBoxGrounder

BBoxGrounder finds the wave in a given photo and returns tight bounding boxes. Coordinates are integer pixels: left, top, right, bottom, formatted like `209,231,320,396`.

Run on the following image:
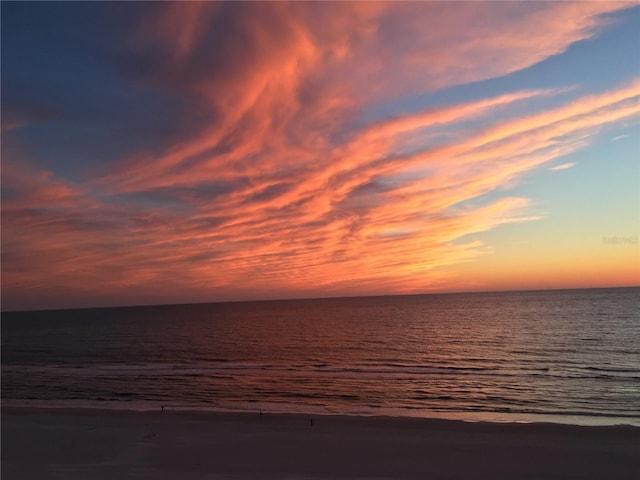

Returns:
4,362,640,382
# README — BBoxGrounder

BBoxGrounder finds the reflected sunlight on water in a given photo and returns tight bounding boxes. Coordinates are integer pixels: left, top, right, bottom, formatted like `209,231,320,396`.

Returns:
2,288,639,425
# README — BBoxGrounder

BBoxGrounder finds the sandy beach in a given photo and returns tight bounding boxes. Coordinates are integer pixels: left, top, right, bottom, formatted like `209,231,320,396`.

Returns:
2,407,639,479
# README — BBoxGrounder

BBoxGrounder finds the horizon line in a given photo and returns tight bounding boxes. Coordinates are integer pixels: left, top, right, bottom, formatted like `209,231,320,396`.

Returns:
3,285,639,314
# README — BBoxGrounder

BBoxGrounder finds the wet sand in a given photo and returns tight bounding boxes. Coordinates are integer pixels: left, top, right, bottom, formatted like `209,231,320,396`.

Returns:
2,407,639,479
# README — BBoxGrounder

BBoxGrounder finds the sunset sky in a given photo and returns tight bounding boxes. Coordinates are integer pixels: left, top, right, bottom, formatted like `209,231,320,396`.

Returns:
2,1,639,311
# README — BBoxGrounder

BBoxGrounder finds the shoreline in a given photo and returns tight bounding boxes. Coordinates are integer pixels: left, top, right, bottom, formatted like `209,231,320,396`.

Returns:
5,404,639,429
3,406,639,479
2,400,639,427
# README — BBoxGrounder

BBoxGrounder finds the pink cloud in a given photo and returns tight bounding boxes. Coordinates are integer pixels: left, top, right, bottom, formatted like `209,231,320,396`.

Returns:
2,1,637,309
104,1,632,192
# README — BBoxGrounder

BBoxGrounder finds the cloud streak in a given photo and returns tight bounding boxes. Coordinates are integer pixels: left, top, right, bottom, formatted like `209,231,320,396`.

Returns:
2,1,638,309
549,162,577,171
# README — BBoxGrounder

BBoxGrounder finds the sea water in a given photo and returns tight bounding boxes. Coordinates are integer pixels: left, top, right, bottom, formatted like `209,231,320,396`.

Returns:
2,288,639,425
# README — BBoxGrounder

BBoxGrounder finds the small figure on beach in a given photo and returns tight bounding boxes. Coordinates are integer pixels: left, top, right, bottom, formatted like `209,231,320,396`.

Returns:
310,417,313,427
259,409,262,418
161,405,165,413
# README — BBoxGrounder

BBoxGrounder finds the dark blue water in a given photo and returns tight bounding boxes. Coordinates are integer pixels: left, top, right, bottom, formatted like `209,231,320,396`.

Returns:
2,288,639,425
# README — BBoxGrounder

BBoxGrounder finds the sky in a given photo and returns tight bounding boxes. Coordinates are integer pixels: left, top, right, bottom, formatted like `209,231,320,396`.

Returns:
1,1,639,311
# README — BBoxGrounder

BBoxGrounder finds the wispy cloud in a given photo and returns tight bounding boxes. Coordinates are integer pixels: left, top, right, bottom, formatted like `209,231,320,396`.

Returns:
549,162,577,171
2,1,637,308
611,134,630,141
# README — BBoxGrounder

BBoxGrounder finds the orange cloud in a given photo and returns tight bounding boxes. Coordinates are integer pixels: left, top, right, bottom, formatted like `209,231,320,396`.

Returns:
103,1,633,192
2,1,637,309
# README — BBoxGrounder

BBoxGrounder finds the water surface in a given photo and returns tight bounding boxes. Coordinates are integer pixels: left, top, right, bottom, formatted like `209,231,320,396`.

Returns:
3,288,639,425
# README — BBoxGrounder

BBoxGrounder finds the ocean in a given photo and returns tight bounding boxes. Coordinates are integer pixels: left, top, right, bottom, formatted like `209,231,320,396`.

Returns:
2,288,639,425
